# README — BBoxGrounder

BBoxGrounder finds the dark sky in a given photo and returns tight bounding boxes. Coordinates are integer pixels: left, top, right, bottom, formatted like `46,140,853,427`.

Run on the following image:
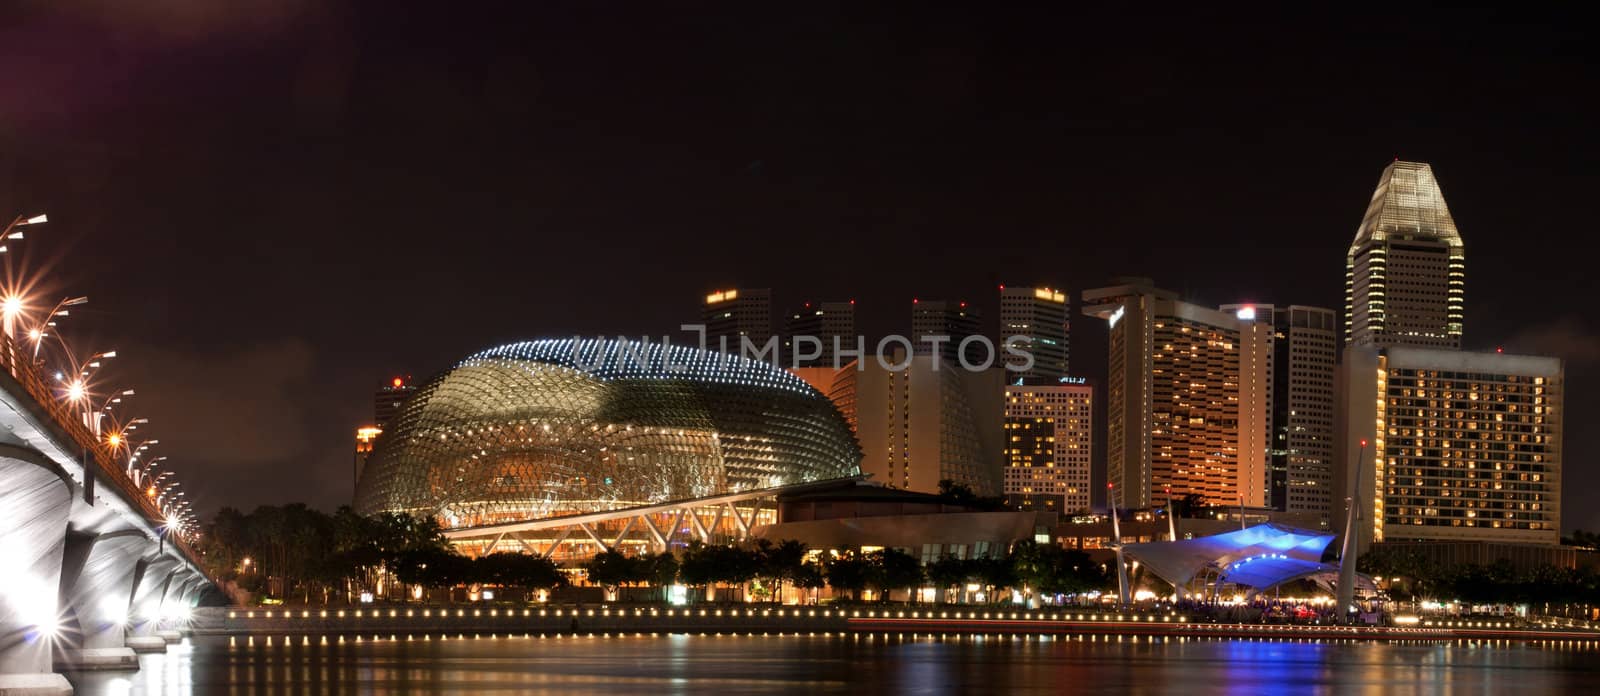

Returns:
3,4,1597,529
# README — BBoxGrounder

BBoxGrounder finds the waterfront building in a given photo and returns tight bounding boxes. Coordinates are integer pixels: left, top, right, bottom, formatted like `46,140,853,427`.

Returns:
1221,304,1338,527
1001,383,1093,513
841,353,1006,497
354,339,861,533
1083,279,1272,511
1345,160,1465,349
1336,347,1562,549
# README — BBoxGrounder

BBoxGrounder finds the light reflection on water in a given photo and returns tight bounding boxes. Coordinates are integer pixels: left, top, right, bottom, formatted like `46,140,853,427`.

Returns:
64,633,1600,695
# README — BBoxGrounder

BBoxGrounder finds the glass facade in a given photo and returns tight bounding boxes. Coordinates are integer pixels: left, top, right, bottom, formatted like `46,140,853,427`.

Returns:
354,339,862,528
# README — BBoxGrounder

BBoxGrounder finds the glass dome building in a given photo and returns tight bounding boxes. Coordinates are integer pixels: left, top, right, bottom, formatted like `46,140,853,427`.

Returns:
354,339,862,529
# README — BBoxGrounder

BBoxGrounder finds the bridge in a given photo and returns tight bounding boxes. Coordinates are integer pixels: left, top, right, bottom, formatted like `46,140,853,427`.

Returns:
0,336,214,694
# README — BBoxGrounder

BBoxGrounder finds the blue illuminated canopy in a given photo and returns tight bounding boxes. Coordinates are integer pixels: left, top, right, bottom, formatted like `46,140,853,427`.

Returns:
1123,524,1352,592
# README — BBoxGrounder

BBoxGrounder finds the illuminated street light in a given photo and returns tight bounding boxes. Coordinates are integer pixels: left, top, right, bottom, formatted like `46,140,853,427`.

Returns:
28,296,88,361
0,213,47,249
93,390,136,435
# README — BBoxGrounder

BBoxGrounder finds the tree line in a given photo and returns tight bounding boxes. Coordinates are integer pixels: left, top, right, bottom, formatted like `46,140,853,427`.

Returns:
1360,546,1600,611
202,504,564,602
201,505,1115,605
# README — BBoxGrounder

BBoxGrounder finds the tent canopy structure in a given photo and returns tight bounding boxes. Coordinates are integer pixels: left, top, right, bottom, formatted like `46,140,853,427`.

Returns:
1123,523,1372,593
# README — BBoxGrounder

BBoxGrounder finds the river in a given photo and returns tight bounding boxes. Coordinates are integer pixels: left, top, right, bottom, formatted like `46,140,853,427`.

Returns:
65,633,1600,694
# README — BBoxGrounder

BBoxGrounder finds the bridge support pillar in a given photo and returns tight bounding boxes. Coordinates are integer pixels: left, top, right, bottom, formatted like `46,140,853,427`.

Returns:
0,458,74,694
53,531,148,671
123,556,177,654
153,573,195,644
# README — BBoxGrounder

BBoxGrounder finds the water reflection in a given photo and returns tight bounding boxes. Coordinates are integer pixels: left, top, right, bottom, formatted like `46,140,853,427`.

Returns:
63,634,1600,695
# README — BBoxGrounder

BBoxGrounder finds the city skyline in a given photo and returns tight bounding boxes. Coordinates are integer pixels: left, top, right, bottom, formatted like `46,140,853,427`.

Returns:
1,5,1595,533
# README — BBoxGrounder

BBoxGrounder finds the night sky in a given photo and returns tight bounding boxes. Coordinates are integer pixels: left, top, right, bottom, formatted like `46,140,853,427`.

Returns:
2,5,1596,529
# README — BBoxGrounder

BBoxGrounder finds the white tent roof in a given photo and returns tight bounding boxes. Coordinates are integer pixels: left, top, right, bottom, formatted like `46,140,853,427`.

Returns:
1123,523,1339,590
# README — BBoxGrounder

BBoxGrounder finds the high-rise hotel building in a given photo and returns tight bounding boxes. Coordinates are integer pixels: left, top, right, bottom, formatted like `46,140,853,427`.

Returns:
999,286,1070,383
1084,279,1271,511
1002,383,1093,513
1345,161,1465,349
1334,160,1564,548
1221,304,1339,527
1338,347,1562,548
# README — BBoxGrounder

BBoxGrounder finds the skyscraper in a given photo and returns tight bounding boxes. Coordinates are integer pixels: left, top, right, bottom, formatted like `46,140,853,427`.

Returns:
999,285,1070,383
783,300,856,368
911,299,983,366
1002,383,1093,513
1345,160,1465,349
374,376,415,429
1221,304,1338,527
703,288,774,355
844,352,1005,496
1084,279,1271,511
354,425,382,494
1337,347,1562,549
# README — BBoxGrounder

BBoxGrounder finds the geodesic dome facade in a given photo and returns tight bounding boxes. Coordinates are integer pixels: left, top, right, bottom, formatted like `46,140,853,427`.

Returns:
354,339,862,528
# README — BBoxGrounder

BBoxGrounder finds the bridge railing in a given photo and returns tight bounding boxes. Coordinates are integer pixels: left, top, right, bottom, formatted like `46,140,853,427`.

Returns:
0,334,199,560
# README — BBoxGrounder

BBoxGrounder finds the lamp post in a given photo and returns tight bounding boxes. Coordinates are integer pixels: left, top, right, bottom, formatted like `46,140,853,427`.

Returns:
58,349,116,430
127,439,160,474
0,212,47,253
0,211,50,366
94,398,137,441
134,456,168,486
26,296,87,361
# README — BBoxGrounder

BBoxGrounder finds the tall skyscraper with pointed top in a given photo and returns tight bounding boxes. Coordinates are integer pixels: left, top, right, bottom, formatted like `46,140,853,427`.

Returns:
1344,160,1465,348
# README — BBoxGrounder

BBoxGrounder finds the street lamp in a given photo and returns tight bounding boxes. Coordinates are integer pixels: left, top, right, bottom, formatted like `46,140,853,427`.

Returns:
133,456,168,486
28,296,88,361
0,213,47,254
93,390,135,435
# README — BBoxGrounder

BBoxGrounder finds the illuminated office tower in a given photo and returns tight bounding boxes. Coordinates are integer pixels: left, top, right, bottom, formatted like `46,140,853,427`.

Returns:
1083,279,1271,511
1002,383,1093,513
911,299,983,366
374,376,415,429
843,353,1005,496
703,288,774,354
1221,304,1338,527
783,300,856,368
1000,285,1070,384
1338,347,1562,548
354,425,382,494
1345,160,1465,348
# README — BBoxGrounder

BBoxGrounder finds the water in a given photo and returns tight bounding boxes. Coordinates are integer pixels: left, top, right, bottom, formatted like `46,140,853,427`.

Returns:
65,633,1600,695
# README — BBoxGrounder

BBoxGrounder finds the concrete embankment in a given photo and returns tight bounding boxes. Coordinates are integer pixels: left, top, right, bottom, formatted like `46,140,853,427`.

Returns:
190,606,1600,644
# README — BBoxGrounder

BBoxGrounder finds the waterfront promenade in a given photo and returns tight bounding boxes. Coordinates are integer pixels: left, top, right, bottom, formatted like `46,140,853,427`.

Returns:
190,605,1600,645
